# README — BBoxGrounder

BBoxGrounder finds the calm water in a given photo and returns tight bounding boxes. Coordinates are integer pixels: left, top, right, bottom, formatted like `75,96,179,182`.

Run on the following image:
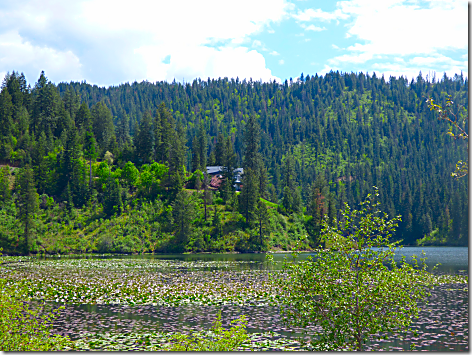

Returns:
38,247,468,351
42,246,468,273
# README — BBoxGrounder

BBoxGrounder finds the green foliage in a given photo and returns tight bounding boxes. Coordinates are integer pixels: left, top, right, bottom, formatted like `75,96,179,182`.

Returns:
17,165,38,254
0,248,72,350
0,70,468,253
426,95,468,178
269,188,437,351
0,279,73,351
103,176,122,216
239,168,259,225
167,312,248,351
0,166,10,203
121,161,139,187
172,190,197,247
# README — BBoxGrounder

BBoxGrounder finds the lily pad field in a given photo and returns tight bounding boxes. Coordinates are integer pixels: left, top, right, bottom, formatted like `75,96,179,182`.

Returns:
0,249,468,351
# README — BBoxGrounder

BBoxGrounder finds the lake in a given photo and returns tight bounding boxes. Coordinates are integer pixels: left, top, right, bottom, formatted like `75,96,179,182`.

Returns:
2,246,468,351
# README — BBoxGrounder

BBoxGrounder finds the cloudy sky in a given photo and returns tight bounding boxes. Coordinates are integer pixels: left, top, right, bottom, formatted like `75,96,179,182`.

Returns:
0,0,467,87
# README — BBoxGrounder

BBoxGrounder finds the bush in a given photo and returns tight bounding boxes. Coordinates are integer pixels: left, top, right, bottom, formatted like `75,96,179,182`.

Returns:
268,188,437,351
167,312,248,351
0,247,73,350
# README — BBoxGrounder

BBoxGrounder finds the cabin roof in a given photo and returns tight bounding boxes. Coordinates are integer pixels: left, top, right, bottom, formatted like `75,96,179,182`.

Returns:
206,166,244,176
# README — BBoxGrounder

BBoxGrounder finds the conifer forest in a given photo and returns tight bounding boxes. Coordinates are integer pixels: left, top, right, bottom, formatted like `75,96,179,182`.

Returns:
0,70,468,255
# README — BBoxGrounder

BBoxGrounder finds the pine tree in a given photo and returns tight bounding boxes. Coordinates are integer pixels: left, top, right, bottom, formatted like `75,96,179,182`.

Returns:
172,189,196,247
83,127,98,190
116,108,131,148
221,136,236,202
58,127,81,199
135,111,154,164
168,122,186,196
31,71,61,137
243,114,261,172
191,134,201,172
214,131,225,166
255,199,269,250
32,132,48,194
0,166,10,204
17,165,38,255
0,88,14,160
103,176,122,216
63,87,80,124
91,102,115,152
239,168,259,225
197,120,207,171
76,102,91,134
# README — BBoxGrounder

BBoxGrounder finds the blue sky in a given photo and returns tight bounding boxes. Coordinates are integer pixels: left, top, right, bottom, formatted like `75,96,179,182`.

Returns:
0,0,467,87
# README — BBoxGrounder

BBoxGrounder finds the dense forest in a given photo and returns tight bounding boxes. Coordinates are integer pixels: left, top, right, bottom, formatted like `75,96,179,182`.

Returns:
0,70,468,255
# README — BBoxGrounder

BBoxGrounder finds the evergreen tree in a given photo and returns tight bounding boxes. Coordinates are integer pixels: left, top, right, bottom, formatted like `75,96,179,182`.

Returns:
116,108,131,148
191,134,201,172
202,172,212,221
172,189,196,247
0,88,14,160
103,176,122,216
221,136,236,202
31,132,48,194
255,199,270,250
76,102,91,134
0,166,10,204
168,121,186,196
214,131,225,166
243,114,261,171
83,127,98,190
17,165,38,254
197,120,207,171
239,168,259,225
135,111,154,164
63,87,80,125
91,102,115,152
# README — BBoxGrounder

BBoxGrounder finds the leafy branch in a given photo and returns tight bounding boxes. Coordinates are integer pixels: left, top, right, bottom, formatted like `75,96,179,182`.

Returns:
426,95,468,178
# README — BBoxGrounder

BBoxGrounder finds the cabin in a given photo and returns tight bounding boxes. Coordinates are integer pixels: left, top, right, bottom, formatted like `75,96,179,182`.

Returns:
206,166,244,191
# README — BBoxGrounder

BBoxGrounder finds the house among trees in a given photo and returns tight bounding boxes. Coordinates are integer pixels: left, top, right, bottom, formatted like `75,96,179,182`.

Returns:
206,166,244,191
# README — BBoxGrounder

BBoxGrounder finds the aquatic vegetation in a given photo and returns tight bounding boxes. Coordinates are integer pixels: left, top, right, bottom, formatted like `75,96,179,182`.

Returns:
1,258,277,307
0,255,467,351
166,312,249,351
0,279,73,351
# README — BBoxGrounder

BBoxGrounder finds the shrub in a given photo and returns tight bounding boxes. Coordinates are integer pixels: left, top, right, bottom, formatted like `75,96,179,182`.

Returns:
268,188,437,351
167,312,248,351
0,248,73,350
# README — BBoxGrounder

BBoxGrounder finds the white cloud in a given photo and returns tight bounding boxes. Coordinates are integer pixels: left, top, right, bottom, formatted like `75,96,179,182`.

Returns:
279,59,285,65
0,0,291,85
372,55,468,80
252,40,263,48
137,45,279,83
252,39,269,52
292,8,349,22
305,24,327,32
335,0,466,56
312,0,467,78
0,30,82,83
331,44,340,49
269,51,280,56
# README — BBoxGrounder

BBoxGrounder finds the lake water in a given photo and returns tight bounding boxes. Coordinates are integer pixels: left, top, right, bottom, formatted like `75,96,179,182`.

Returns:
40,246,469,273
19,247,470,351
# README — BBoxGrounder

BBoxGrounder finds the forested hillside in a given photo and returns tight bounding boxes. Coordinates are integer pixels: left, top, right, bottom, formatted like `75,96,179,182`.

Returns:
0,70,468,255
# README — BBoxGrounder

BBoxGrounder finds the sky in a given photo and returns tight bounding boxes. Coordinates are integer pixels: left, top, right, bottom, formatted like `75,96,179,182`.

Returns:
0,0,468,87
